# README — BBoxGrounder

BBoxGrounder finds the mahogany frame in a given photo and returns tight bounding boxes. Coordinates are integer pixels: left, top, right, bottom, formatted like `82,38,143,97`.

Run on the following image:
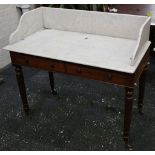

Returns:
10,49,150,145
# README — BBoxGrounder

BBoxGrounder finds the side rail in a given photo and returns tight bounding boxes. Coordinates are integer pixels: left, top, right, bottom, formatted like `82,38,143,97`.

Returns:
9,7,43,44
130,17,151,66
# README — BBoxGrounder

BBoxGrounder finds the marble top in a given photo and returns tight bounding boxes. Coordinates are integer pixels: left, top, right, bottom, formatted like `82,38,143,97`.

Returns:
5,29,140,73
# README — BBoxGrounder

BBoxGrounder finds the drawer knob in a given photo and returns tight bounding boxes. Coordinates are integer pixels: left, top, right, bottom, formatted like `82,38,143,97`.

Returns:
108,74,112,80
76,67,81,73
50,64,55,68
25,60,29,64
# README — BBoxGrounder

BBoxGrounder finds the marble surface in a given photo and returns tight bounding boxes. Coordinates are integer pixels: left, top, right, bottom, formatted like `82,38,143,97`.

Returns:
5,29,139,73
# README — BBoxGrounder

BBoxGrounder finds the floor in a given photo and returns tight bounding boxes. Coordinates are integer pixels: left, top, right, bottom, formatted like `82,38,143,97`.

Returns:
0,57,155,151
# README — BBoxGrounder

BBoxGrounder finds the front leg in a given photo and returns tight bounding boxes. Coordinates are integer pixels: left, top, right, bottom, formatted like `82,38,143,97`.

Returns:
138,64,148,114
14,65,29,114
123,87,134,145
48,72,57,95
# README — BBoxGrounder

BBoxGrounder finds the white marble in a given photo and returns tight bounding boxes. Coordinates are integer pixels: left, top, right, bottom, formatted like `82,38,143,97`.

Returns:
5,29,140,73
4,7,151,73
9,7,43,44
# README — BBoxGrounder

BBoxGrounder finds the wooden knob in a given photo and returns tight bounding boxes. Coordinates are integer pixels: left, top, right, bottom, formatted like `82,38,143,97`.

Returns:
76,67,81,73
25,60,29,64
50,64,55,68
108,74,112,80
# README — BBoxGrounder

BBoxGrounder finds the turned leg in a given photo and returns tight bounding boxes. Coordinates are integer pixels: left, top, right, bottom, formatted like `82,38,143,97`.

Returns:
48,72,57,95
14,65,29,114
123,87,134,144
138,65,148,114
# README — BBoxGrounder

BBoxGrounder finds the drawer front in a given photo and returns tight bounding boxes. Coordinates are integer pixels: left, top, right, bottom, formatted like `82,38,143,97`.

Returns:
66,63,131,85
10,52,65,72
10,52,134,87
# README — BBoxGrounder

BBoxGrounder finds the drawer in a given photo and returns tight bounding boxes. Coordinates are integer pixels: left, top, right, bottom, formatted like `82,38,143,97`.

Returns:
66,63,114,82
66,63,132,86
10,52,65,72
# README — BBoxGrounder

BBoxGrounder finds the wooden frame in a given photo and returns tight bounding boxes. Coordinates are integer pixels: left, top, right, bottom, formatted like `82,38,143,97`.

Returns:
10,49,149,145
